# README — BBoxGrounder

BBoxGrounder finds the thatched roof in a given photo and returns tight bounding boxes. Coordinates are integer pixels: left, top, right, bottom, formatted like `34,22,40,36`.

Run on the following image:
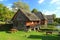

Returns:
12,8,40,21
46,15,53,20
34,12,47,20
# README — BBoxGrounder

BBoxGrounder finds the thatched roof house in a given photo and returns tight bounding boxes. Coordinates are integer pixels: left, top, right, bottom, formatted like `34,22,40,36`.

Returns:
12,9,41,30
34,12,47,25
46,15,54,24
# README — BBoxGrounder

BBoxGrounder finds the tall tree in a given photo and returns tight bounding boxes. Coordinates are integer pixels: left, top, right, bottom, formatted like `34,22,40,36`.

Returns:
12,1,30,12
31,8,38,13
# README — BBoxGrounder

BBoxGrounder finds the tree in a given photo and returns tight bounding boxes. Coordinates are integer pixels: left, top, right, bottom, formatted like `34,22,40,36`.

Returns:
52,14,56,21
0,4,5,21
31,8,38,13
12,1,30,12
55,18,60,24
0,4,14,21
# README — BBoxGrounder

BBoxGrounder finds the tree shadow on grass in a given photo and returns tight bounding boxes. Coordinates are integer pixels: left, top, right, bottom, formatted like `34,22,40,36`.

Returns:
28,35,60,40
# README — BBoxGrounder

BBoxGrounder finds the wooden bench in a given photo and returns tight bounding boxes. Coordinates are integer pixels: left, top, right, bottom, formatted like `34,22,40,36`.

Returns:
46,31,52,35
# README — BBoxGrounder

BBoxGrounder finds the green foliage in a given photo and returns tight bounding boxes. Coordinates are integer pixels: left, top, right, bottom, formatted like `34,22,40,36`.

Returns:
31,8,38,13
53,22,59,25
52,14,56,20
55,18,60,24
0,4,14,21
0,21,6,24
12,1,30,12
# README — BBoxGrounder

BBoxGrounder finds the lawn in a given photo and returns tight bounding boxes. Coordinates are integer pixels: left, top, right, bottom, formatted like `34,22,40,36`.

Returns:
0,31,60,40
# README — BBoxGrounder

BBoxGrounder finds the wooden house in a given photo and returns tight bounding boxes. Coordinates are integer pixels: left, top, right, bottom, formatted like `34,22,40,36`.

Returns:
34,12,47,25
11,9,40,31
46,15,54,24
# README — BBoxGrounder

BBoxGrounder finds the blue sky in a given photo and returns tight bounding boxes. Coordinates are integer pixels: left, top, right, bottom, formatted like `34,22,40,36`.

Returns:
0,0,60,18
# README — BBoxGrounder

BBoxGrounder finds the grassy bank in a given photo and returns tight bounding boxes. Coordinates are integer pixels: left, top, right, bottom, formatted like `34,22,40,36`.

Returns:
0,31,60,40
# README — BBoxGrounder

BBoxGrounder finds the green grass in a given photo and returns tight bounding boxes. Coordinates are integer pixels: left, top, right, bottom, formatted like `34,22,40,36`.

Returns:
0,31,60,40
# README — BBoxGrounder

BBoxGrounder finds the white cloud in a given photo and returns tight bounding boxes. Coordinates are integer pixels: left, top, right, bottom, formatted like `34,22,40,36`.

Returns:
7,4,13,10
7,6,12,10
0,0,3,1
38,0,44,4
0,0,7,2
42,10,60,18
50,0,60,4
42,10,57,15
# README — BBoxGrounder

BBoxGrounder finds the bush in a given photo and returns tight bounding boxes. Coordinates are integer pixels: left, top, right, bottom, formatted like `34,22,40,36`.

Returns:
0,24,13,31
0,21,6,24
53,22,59,26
